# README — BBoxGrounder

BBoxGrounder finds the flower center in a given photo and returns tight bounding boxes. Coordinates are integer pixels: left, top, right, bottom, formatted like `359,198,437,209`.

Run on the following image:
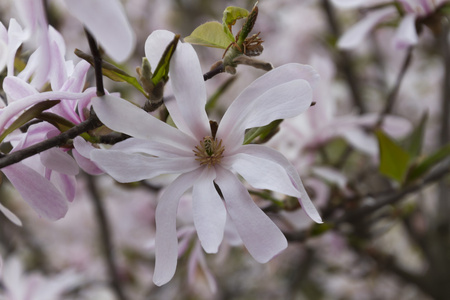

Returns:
193,136,225,168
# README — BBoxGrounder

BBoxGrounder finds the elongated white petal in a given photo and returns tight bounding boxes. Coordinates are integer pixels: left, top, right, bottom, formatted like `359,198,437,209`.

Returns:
111,137,192,158
338,7,396,49
64,0,135,62
2,163,68,220
144,30,177,71
153,169,202,286
215,166,287,263
223,152,300,197
92,95,197,150
218,64,318,149
91,149,198,183
7,19,26,77
331,0,367,8
192,167,226,253
169,40,210,140
40,148,79,175
394,14,418,49
0,40,7,74
0,202,22,226
238,145,323,223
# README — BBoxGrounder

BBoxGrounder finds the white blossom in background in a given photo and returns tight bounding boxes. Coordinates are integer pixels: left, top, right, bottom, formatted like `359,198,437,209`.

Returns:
88,30,322,286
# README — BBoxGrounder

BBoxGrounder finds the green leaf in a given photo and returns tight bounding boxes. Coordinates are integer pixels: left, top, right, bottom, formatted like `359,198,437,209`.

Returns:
0,100,60,142
406,143,450,183
74,49,147,96
243,120,283,145
222,6,249,40
151,34,180,85
184,21,233,49
402,113,428,158
376,129,411,183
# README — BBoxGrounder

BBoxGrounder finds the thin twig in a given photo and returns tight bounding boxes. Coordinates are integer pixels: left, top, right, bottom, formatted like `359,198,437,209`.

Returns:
84,28,105,97
321,0,366,113
86,174,127,300
376,46,414,126
0,115,101,169
203,62,225,81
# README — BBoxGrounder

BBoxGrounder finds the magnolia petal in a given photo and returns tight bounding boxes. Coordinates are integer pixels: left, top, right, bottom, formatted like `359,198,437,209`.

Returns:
111,137,192,158
238,145,323,223
0,91,83,131
64,0,135,62
331,0,367,8
338,7,396,49
72,149,103,175
223,152,301,197
3,76,37,101
169,40,210,140
92,95,196,150
153,169,201,286
338,127,379,156
394,14,418,49
144,30,177,70
91,149,198,183
2,163,68,220
0,40,7,73
218,64,318,149
192,167,226,253
40,148,79,175
215,166,287,263
0,202,22,226
6,19,26,77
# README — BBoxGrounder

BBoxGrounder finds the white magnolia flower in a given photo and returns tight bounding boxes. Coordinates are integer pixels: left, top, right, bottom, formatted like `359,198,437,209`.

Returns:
89,30,322,286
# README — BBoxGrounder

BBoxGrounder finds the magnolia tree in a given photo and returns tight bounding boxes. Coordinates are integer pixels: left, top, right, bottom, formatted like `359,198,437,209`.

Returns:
0,0,449,299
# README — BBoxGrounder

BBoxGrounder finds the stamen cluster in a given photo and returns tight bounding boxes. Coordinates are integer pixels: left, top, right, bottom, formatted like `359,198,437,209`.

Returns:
193,136,225,168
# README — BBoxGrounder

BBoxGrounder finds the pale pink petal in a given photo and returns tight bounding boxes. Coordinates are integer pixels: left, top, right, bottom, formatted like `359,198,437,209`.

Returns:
394,14,418,49
215,166,287,263
49,34,68,91
0,40,6,73
338,7,396,49
154,169,201,286
92,95,197,150
0,91,84,131
218,64,318,149
192,167,226,253
331,0,367,8
222,152,301,197
62,60,90,93
40,148,79,175
0,202,22,226
51,172,77,202
6,19,26,77
2,163,68,220
72,149,103,175
312,166,348,189
338,127,379,156
3,76,37,101
64,0,135,62
169,40,210,140
90,149,198,183
237,145,323,223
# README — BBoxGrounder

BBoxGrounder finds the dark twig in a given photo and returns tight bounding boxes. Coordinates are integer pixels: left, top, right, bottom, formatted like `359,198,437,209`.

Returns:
86,174,127,300
0,115,101,169
203,62,225,81
84,28,105,97
321,0,366,113
376,46,414,126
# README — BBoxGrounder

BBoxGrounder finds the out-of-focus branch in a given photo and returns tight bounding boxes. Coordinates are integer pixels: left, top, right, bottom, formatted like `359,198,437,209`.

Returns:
376,46,414,126
86,174,127,300
285,161,450,242
321,0,366,113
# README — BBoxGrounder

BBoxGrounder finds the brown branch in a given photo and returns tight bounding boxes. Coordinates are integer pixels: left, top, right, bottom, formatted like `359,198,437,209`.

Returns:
86,173,127,300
